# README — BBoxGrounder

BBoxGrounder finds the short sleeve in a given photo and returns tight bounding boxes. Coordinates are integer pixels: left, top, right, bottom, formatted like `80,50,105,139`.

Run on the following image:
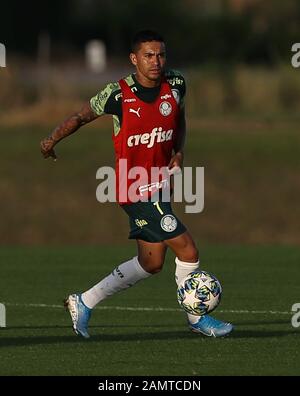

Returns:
90,82,121,116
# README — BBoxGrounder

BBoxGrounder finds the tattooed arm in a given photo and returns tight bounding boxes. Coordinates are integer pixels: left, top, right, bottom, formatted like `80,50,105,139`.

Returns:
168,106,186,172
40,101,99,160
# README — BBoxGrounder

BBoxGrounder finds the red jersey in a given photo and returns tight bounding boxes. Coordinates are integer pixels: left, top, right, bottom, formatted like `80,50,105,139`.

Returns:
113,77,180,204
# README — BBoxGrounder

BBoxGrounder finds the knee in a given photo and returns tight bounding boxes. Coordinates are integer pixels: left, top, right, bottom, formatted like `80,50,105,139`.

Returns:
177,235,199,262
178,246,199,263
149,264,163,274
139,258,164,274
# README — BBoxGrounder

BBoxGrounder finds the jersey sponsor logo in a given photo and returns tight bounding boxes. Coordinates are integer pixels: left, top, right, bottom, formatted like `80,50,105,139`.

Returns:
129,107,141,117
138,179,169,196
127,127,173,148
161,93,172,100
124,98,137,103
135,219,148,228
159,101,172,116
167,76,184,86
160,215,177,232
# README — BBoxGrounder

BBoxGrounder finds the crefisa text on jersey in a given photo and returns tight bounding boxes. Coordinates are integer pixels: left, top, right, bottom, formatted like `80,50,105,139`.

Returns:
98,379,201,393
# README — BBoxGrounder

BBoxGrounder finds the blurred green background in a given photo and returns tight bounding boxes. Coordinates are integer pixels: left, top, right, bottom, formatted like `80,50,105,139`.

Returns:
1,1,300,377
0,0,300,246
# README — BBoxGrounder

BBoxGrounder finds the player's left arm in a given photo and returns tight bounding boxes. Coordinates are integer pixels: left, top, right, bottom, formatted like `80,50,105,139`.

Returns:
168,106,186,172
166,70,186,172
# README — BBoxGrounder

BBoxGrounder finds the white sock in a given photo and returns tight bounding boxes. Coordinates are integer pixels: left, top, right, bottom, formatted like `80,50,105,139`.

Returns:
81,256,151,309
175,257,200,324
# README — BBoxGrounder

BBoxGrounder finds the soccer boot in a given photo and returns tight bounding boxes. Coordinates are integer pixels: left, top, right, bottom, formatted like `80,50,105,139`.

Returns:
64,294,92,339
189,314,233,337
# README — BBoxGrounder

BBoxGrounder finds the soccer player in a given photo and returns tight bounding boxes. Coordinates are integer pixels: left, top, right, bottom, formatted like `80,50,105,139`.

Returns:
40,30,233,338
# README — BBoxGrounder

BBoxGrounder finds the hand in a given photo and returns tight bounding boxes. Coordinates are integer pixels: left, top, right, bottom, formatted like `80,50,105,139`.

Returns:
40,137,57,161
168,152,183,174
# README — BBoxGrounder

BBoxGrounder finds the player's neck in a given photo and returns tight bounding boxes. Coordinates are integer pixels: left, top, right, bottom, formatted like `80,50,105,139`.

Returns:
134,72,161,88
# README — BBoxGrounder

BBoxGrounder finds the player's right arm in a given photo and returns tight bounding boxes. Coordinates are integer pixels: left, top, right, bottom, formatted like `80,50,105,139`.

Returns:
40,101,99,160
40,80,122,160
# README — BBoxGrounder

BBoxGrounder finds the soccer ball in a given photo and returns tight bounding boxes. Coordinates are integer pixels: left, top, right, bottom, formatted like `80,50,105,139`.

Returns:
177,270,222,316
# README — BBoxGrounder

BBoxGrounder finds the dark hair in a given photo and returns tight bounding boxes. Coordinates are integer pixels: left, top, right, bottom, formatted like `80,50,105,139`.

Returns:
131,30,165,52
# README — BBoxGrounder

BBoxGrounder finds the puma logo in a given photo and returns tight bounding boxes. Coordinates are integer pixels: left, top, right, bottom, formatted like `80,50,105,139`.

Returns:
129,107,141,118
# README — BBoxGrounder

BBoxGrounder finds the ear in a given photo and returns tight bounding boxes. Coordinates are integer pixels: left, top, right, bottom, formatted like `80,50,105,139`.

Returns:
130,52,137,66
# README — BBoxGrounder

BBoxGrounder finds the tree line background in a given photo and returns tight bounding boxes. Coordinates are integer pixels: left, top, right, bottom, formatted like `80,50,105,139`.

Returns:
1,0,299,65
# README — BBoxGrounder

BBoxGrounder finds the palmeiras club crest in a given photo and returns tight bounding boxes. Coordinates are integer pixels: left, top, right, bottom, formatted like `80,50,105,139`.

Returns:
160,215,177,232
159,101,172,116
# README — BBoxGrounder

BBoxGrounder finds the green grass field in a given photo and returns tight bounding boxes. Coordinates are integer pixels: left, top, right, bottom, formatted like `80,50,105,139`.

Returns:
1,244,299,376
0,119,299,375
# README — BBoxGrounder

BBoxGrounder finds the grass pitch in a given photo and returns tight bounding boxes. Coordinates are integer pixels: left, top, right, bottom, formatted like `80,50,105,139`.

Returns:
0,244,299,376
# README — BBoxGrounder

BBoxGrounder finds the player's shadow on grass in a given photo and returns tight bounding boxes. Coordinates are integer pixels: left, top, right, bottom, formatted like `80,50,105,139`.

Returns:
3,325,73,330
229,328,299,339
2,323,180,331
0,329,193,348
0,327,298,347
232,318,290,326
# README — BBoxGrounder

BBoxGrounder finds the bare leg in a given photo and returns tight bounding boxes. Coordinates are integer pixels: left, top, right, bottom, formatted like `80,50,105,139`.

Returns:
136,239,168,274
164,231,199,262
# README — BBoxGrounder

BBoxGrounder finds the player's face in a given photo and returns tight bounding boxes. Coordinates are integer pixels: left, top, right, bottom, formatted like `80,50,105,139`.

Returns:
130,41,166,86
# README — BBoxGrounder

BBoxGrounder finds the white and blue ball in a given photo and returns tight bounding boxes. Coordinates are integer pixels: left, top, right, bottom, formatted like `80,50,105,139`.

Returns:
177,270,222,316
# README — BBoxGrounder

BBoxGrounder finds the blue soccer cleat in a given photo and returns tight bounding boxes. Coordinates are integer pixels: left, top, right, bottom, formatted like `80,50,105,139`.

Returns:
64,294,92,339
189,314,233,337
